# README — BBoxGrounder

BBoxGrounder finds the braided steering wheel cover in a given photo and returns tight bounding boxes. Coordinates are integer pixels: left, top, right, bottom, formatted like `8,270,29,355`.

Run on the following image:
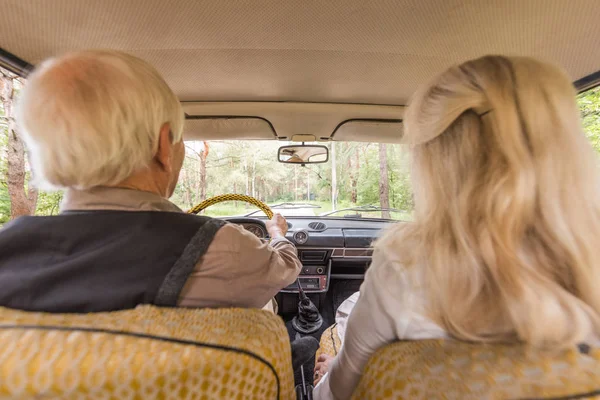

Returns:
187,194,274,219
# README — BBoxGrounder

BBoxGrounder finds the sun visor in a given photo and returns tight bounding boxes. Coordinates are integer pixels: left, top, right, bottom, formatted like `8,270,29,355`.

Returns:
184,117,277,141
331,120,403,144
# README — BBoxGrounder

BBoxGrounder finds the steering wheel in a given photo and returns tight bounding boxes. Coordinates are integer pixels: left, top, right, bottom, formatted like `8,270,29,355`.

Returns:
187,194,274,218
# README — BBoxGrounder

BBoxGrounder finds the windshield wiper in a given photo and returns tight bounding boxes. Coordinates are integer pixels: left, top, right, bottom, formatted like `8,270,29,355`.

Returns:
243,202,321,217
319,205,405,218
270,202,321,209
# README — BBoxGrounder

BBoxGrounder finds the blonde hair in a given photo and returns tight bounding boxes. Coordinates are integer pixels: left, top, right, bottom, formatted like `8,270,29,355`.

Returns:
380,55,600,348
16,50,184,190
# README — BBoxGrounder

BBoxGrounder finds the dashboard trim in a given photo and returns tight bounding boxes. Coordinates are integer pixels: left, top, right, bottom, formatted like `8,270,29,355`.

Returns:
329,248,374,259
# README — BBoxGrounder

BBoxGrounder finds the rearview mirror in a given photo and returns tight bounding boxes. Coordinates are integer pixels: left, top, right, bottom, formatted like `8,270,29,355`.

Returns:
278,145,329,164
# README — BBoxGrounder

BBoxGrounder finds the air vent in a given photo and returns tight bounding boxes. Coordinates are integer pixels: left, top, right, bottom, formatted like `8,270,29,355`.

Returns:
308,221,327,231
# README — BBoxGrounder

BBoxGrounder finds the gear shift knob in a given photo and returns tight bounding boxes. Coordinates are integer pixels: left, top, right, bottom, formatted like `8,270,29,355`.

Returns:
292,279,323,334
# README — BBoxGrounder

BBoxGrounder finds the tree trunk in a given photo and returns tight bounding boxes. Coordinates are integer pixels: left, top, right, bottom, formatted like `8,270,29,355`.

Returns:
349,148,359,204
183,184,189,206
251,156,256,198
199,153,207,200
331,142,337,210
199,141,208,201
180,169,193,208
255,178,260,201
1,72,37,219
294,165,298,201
244,158,249,196
194,159,200,203
378,143,390,219
233,182,237,207
306,167,310,201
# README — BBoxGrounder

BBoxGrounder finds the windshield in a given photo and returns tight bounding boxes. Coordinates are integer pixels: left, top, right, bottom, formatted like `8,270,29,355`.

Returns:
172,140,413,220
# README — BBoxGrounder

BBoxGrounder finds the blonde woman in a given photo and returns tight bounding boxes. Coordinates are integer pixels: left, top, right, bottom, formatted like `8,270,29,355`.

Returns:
313,55,600,400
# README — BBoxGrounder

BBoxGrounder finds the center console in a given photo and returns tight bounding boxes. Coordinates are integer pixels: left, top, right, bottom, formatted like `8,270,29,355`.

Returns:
280,249,332,293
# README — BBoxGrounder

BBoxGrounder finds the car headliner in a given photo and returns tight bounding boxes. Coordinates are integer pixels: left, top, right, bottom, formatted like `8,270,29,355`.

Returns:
1,0,599,142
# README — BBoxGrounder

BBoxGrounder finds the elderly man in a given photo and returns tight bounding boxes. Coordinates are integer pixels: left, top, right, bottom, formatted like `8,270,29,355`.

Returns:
0,50,302,313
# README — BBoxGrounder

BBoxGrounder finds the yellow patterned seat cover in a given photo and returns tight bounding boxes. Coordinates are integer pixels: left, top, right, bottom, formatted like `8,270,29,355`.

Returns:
0,305,295,399
315,323,341,362
317,325,600,399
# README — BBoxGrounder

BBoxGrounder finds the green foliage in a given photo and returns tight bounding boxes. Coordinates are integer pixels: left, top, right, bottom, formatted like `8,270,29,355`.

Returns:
388,149,414,211
356,146,382,206
577,87,600,153
36,191,63,216
0,185,10,224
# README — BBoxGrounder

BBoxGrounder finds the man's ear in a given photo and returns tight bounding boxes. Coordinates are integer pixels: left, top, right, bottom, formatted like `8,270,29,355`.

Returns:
155,123,172,172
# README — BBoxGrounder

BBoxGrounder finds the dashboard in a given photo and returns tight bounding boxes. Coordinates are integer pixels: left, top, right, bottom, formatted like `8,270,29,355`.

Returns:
223,216,396,293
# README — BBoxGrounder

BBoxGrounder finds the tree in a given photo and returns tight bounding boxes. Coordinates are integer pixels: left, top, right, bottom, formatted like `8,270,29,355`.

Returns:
198,141,209,200
378,143,390,219
349,147,359,204
331,142,337,210
0,69,37,219
294,165,299,201
177,166,194,209
306,166,310,201
577,87,600,152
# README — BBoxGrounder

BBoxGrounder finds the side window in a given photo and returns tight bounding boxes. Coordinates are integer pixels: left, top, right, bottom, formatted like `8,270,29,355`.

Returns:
577,86,600,152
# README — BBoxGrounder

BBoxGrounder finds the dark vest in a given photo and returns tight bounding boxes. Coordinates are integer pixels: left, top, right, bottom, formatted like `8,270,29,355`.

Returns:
0,211,225,313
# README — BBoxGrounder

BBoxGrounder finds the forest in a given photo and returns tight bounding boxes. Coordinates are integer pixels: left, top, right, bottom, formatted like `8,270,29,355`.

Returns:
1,65,600,224
170,140,412,219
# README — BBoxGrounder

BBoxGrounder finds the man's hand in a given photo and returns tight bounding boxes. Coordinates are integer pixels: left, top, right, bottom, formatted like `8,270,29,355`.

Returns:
266,213,288,238
313,354,334,385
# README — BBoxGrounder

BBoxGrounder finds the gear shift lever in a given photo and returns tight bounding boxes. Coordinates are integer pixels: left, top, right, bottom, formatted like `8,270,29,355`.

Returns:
292,279,323,334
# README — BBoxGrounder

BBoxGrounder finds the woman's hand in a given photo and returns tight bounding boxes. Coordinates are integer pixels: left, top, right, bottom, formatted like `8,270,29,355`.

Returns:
313,354,334,386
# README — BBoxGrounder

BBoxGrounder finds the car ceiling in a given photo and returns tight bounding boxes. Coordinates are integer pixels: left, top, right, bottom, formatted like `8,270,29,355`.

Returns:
0,0,599,141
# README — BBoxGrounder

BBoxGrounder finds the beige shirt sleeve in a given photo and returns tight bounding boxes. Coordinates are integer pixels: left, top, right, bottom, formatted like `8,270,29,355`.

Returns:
177,223,302,308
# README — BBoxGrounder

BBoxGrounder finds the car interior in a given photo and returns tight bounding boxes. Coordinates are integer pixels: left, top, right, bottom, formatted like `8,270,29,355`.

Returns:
0,1,599,399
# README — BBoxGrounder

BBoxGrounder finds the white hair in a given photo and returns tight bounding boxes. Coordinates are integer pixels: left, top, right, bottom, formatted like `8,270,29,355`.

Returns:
16,50,184,190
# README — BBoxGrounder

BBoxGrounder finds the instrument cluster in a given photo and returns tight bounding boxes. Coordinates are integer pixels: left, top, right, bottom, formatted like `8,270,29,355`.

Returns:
240,223,267,239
